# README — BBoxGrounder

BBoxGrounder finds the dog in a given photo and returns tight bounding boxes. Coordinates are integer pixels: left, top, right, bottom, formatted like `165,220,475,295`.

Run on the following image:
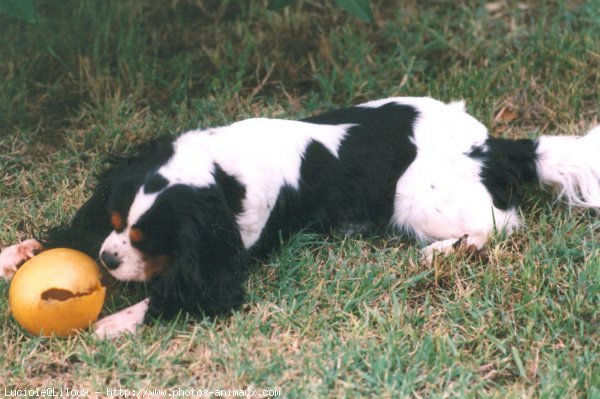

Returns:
1,97,599,338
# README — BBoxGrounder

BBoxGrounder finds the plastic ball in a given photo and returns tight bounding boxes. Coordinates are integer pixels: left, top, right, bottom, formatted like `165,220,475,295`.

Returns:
9,248,106,337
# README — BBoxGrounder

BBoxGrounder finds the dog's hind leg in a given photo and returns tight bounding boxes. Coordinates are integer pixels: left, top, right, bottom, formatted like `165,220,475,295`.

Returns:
392,149,522,263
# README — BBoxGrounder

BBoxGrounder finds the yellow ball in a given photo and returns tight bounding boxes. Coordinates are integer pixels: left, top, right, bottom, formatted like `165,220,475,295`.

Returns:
9,248,106,337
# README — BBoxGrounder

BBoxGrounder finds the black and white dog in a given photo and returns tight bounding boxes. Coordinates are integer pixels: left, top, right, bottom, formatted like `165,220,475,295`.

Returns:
1,97,599,338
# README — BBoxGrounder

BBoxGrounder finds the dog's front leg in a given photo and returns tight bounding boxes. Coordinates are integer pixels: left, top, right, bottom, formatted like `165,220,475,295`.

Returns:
0,239,44,280
94,298,149,339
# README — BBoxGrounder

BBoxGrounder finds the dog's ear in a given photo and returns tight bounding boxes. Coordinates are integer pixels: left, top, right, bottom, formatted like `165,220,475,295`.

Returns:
41,137,174,255
42,177,114,255
147,187,248,319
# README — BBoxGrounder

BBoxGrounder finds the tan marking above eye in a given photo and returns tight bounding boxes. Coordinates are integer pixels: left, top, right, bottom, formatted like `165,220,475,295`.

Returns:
129,227,144,244
110,212,124,232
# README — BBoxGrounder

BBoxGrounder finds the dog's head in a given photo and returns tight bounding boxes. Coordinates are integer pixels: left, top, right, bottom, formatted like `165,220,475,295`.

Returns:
99,182,172,282
96,137,247,316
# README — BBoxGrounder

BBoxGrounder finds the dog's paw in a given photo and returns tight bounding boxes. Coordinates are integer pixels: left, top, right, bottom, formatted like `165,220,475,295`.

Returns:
420,237,462,265
0,239,44,281
94,298,149,339
420,234,488,265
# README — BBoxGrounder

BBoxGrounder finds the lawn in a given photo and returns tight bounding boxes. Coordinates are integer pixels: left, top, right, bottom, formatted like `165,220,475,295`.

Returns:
0,0,599,397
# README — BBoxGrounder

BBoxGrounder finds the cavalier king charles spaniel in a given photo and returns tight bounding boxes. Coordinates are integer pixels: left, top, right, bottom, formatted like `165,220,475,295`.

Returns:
2,97,599,338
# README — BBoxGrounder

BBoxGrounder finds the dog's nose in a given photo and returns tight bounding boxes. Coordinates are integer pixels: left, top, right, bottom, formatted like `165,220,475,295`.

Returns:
100,251,122,270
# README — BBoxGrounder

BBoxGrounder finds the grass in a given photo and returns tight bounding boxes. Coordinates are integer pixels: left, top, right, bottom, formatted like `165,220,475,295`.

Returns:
0,0,599,397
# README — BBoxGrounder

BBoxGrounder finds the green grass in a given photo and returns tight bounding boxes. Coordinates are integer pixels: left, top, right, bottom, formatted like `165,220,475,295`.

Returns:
1,0,599,397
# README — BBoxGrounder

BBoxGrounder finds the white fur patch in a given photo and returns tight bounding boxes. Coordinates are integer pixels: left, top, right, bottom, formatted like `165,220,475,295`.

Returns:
159,134,216,188
128,191,160,226
389,98,520,243
94,298,149,339
100,229,147,281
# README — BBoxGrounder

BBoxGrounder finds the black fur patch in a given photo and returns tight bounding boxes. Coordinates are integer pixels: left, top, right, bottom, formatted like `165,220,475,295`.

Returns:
144,173,169,194
470,137,538,209
213,164,246,215
249,102,418,259
140,184,247,319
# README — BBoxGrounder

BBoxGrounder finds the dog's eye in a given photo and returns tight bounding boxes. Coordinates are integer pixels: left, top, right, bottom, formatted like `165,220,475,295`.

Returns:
129,227,145,244
110,212,124,232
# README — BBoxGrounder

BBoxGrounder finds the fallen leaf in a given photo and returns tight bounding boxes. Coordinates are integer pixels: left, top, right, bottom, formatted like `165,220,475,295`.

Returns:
495,105,518,122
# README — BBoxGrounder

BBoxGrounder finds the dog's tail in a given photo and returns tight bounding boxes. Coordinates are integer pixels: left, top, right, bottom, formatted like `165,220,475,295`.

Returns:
535,125,600,208
472,125,600,210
